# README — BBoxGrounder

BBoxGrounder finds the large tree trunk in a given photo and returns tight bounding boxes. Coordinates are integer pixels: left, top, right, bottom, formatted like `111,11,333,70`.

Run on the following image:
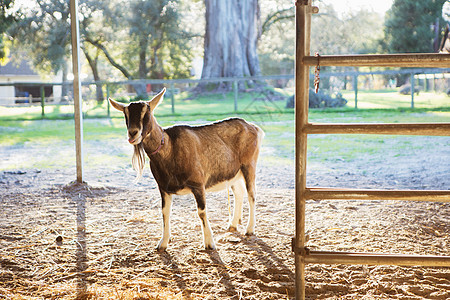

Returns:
200,0,261,90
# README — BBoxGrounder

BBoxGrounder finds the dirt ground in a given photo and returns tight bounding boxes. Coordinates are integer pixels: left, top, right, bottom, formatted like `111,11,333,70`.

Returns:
0,136,449,299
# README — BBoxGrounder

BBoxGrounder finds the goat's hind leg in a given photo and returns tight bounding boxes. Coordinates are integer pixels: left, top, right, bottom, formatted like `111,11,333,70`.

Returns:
242,166,257,236
193,188,216,250
228,179,245,232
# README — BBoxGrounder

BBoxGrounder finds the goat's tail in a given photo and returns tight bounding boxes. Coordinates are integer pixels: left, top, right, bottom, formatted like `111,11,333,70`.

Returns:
132,143,146,181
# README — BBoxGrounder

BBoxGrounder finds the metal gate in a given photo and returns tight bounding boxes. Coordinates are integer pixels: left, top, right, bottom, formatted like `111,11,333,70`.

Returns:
294,1,450,299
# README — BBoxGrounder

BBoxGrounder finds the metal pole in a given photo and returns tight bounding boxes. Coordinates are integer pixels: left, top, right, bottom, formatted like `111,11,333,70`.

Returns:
70,0,84,183
234,79,238,112
40,85,45,118
170,84,175,114
410,72,415,109
353,74,358,109
295,1,314,299
106,84,110,118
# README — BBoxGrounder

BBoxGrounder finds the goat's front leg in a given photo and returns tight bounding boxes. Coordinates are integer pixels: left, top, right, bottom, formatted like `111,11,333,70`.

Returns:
157,192,172,251
192,188,216,250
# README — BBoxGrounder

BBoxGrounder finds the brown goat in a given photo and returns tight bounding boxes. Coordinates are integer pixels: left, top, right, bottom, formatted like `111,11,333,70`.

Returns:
109,88,264,250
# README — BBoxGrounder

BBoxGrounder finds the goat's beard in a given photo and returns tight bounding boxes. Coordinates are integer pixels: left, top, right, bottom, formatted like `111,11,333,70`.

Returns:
132,143,146,181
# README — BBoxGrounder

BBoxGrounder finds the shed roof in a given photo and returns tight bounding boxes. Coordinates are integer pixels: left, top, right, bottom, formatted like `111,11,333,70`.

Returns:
0,59,38,76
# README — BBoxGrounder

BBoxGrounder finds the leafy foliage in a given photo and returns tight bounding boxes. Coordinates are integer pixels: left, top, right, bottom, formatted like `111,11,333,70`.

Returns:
0,0,16,61
86,0,192,81
8,0,71,75
383,0,447,53
258,3,384,76
7,0,191,85
311,5,384,55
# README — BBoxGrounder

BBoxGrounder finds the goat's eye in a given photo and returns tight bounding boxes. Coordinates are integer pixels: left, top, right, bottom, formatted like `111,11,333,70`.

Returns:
125,114,129,126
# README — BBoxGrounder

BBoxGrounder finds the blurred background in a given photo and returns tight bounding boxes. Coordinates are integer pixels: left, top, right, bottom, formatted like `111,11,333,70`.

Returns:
0,0,448,119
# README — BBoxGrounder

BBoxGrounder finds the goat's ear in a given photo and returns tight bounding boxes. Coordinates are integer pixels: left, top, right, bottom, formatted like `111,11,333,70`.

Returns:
109,98,126,112
148,87,166,111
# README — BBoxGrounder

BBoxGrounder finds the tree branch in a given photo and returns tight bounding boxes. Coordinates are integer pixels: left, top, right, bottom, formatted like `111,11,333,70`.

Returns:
84,35,133,80
261,7,294,35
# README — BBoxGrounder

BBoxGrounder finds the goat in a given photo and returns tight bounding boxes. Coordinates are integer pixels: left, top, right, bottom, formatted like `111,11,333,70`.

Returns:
109,88,264,251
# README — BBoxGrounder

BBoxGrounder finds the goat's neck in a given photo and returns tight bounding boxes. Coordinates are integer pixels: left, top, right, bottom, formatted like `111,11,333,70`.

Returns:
142,117,166,157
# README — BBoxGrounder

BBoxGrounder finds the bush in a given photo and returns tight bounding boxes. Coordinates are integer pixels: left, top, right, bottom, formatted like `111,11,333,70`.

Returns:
399,84,422,95
285,89,347,108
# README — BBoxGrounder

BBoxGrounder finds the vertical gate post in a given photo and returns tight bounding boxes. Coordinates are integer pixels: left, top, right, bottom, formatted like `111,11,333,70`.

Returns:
295,1,314,299
70,0,84,183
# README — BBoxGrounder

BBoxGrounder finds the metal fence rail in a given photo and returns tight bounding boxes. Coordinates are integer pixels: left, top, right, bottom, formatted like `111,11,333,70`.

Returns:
294,1,450,299
1,69,449,113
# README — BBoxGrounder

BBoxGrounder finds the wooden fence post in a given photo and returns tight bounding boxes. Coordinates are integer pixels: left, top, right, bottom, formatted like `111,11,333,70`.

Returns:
70,0,84,183
295,1,315,299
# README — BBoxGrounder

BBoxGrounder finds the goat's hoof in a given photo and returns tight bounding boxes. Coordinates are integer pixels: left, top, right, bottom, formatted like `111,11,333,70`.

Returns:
227,225,237,232
156,240,168,252
245,231,255,236
204,244,216,251
156,246,167,252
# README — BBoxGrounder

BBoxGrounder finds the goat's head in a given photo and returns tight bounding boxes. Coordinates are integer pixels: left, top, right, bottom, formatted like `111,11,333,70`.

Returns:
109,88,166,145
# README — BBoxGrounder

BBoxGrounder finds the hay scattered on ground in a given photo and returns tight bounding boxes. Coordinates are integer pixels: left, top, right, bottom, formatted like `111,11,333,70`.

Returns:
1,164,449,299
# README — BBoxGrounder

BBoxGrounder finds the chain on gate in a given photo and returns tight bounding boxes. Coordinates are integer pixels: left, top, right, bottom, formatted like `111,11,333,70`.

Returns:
314,52,320,93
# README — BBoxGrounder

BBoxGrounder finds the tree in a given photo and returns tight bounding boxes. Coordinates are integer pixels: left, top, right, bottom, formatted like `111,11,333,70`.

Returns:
86,0,191,96
9,0,190,100
79,0,110,102
200,0,261,89
9,0,73,97
258,0,295,78
382,0,446,86
0,0,16,61
383,0,447,53
9,0,104,100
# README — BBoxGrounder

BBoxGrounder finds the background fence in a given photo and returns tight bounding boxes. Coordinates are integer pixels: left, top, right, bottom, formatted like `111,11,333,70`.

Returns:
0,69,448,119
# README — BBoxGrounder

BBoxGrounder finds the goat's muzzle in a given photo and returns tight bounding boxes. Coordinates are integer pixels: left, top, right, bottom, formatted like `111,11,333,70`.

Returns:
128,130,142,145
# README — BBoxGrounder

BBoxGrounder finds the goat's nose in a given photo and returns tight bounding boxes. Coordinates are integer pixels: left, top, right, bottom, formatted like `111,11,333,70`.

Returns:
129,129,138,137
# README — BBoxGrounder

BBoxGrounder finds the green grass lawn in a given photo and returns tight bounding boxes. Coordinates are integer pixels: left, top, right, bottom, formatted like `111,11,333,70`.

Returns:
2,89,447,121
0,89,449,171
341,89,449,109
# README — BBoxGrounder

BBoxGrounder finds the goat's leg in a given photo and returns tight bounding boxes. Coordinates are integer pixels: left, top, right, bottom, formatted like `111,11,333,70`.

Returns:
192,188,216,250
242,166,256,236
157,192,172,251
228,179,245,232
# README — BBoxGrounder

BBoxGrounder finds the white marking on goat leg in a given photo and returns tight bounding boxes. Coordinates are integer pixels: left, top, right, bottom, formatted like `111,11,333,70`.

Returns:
246,191,256,236
198,209,216,250
157,193,172,251
228,179,245,232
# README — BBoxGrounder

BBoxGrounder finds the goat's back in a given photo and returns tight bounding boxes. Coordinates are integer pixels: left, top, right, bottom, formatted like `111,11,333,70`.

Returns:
160,118,263,189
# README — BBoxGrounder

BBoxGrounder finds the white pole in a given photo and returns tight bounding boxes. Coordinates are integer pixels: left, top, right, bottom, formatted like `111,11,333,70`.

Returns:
70,0,84,183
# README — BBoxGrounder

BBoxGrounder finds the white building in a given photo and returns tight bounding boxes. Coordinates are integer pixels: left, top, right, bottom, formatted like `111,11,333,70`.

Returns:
0,59,62,105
